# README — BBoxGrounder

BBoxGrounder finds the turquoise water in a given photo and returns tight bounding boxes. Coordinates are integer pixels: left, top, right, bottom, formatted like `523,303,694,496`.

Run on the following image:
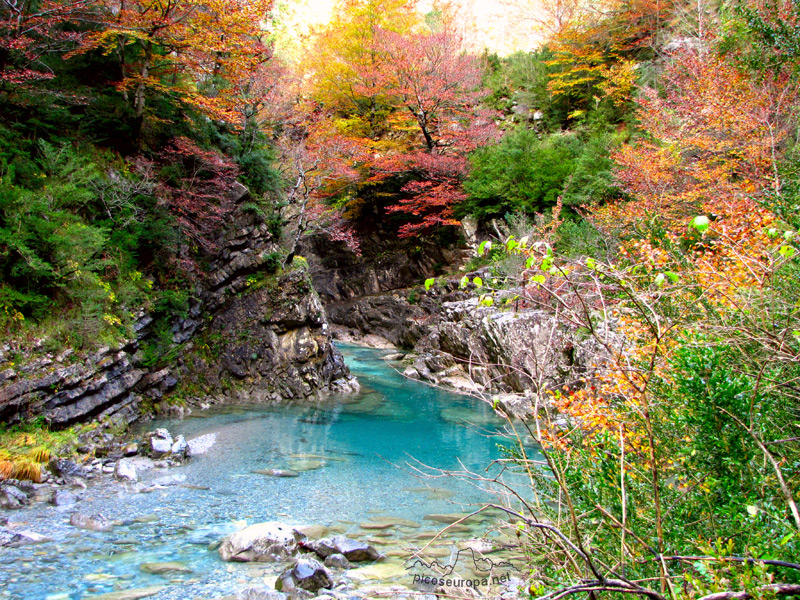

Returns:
0,345,521,600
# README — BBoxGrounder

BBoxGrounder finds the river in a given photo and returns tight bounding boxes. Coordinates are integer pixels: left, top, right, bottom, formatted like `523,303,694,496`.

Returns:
0,344,528,600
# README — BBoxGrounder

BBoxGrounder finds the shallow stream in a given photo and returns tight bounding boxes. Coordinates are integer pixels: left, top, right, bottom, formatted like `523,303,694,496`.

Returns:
0,344,528,600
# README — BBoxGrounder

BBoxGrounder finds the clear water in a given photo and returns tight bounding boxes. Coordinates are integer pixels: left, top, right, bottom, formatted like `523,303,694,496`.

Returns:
0,344,525,600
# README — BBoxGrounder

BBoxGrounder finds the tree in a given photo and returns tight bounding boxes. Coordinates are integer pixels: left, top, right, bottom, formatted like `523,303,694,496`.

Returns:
306,0,418,139
157,136,241,260
0,0,92,88
277,112,365,262
74,0,274,118
370,8,498,237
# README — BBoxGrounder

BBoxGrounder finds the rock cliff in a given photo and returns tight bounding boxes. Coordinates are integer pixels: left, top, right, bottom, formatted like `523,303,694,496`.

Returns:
0,184,355,429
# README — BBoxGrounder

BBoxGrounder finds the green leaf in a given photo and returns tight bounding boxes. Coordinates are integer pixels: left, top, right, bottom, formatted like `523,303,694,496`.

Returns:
460,275,470,289
654,273,665,288
767,228,779,239
479,295,494,307
778,245,796,258
586,257,596,270
424,278,435,291
506,239,519,252
779,533,794,546
530,275,545,284
690,215,710,233
525,255,536,269
478,240,492,256
473,276,484,288
541,257,553,272
665,271,680,283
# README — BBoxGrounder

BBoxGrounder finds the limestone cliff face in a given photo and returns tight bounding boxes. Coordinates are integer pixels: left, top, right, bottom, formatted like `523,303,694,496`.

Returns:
177,270,356,404
301,232,464,304
0,184,355,430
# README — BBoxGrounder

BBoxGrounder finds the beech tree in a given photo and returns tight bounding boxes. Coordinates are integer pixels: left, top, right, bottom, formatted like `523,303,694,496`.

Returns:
307,0,418,139
74,0,274,118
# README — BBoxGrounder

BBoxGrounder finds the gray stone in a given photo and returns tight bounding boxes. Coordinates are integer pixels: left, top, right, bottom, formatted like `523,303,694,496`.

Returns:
0,484,30,509
114,458,138,482
306,536,380,562
52,490,77,507
149,429,173,457
219,522,305,562
171,434,187,457
323,553,352,569
48,459,87,479
275,558,333,594
123,443,139,456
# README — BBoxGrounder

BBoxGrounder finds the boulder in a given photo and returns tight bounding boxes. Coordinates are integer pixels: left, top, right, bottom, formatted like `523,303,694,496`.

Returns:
171,434,188,458
305,535,380,562
52,489,78,507
275,558,333,594
48,459,87,479
219,522,304,562
114,458,138,482
123,443,139,456
148,429,173,457
0,484,30,509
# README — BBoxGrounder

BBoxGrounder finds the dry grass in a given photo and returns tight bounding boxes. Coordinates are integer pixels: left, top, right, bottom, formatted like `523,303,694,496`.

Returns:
0,423,83,482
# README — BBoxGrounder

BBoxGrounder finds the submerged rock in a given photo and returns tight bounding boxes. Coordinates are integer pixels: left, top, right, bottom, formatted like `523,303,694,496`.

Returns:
252,468,299,478
85,586,164,600
138,561,192,575
237,588,287,600
69,512,113,532
219,522,304,562
52,489,78,507
187,433,217,456
275,558,333,594
0,527,49,547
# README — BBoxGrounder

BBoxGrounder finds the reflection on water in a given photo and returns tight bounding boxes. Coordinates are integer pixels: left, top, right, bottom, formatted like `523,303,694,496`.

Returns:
0,344,528,600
